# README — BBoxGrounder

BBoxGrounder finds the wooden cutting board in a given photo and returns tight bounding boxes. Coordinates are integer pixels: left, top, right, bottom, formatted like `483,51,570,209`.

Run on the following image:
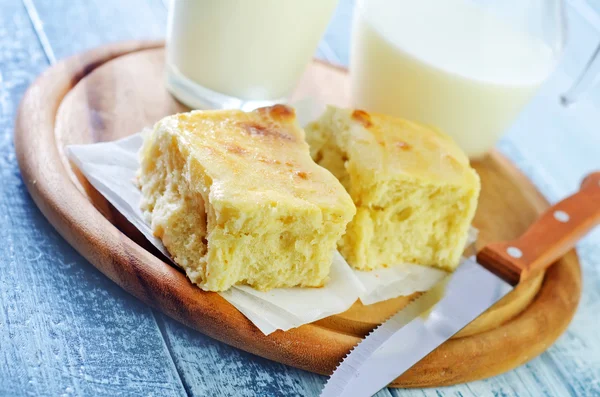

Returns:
14,41,581,388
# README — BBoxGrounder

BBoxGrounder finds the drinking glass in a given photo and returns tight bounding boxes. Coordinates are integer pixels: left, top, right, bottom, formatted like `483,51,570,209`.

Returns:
166,0,339,111
350,0,567,158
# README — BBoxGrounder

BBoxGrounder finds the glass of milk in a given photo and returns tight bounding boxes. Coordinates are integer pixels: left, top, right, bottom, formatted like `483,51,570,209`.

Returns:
166,0,339,111
350,0,566,158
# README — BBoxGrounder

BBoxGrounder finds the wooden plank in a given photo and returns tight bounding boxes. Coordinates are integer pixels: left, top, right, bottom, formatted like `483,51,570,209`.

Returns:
156,314,394,396
0,1,186,396
28,0,167,59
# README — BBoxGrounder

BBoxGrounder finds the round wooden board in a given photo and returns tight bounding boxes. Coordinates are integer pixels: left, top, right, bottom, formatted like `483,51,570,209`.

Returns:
15,41,581,388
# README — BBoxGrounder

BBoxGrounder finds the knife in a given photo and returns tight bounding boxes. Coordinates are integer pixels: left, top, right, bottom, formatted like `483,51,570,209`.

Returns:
321,171,600,397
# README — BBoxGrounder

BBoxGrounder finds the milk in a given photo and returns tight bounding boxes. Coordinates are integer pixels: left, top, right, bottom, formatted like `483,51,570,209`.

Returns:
350,0,557,158
167,0,338,105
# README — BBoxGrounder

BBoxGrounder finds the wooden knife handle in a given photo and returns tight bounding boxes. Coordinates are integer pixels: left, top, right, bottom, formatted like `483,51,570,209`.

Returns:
477,172,600,286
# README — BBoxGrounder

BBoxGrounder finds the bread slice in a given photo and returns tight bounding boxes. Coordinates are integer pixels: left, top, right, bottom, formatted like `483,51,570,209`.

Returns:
137,105,355,292
305,106,480,271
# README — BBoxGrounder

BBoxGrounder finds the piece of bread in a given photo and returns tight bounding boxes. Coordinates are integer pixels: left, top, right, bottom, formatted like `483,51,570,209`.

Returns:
138,105,355,292
305,106,480,271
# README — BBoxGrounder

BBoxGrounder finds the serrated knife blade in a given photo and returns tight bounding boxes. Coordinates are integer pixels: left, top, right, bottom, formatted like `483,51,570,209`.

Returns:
320,171,600,397
320,258,513,397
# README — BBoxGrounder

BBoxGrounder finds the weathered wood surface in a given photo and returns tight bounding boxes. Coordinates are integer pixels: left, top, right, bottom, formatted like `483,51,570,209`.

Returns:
1,0,598,396
0,2,185,397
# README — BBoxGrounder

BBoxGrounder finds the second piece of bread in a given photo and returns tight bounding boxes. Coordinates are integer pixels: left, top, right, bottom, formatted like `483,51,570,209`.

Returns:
305,106,480,272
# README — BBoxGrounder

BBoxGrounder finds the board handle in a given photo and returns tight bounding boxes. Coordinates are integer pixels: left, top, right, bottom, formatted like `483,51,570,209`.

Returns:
477,172,600,286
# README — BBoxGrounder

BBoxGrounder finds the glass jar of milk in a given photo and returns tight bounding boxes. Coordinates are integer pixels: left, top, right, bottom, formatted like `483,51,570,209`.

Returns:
166,0,339,110
350,0,565,158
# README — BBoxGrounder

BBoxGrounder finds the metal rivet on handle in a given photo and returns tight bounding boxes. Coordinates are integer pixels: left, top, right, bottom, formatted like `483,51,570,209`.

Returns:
553,210,570,223
507,246,523,259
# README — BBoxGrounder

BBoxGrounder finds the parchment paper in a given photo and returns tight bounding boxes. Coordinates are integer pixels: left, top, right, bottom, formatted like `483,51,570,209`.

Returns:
67,130,475,334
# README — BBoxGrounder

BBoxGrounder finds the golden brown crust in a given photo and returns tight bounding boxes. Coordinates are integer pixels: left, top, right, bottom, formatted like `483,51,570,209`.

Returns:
258,104,296,121
238,120,295,141
351,109,373,128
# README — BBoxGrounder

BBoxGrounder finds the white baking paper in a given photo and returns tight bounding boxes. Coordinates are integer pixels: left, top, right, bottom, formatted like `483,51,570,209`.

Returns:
67,131,476,335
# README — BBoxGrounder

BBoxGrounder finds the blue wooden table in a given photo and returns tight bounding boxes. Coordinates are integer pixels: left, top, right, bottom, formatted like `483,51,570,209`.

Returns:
1,0,599,396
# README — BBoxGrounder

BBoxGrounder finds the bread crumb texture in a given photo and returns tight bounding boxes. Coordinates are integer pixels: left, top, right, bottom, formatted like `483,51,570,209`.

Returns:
305,106,480,272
